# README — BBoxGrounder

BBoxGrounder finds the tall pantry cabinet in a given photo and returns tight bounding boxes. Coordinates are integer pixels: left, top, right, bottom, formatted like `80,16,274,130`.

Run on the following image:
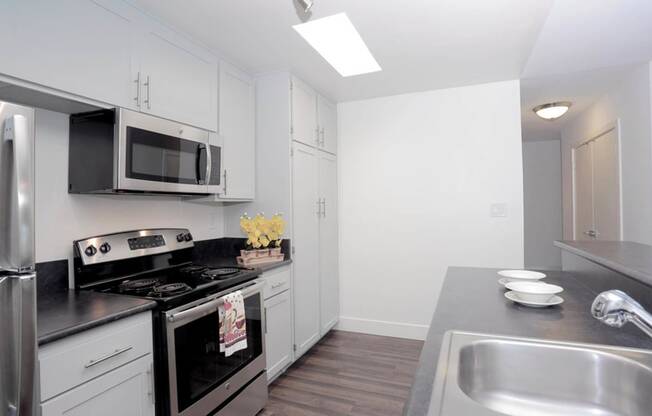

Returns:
229,73,339,362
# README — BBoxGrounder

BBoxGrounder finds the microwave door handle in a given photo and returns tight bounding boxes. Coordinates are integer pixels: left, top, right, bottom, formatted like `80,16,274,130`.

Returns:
205,145,212,187
196,144,207,185
3,114,35,271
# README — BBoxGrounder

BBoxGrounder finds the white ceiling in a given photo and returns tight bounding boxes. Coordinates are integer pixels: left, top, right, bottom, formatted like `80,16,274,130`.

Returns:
127,0,553,102
127,0,652,140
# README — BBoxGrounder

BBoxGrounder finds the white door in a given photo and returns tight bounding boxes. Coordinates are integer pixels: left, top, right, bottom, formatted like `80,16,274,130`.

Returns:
573,126,622,241
264,290,293,382
317,95,338,155
138,29,217,130
318,152,339,334
592,128,622,240
574,142,594,240
219,62,255,200
0,0,136,109
41,356,154,416
291,78,318,147
291,142,321,358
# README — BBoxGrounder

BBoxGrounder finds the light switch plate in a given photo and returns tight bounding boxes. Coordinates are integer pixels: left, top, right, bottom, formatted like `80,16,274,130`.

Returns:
490,203,508,218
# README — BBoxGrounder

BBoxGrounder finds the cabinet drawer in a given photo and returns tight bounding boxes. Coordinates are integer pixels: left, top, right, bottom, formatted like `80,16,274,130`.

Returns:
263,266,291,300
39,312,153,402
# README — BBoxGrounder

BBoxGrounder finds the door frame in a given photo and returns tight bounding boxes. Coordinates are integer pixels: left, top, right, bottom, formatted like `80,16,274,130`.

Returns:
571,119,623,240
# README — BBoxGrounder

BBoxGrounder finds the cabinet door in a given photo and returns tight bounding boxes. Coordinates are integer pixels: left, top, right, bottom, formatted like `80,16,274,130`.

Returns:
41,356,154,416
138,29,217,130
264,290,293,382
291,78,318,147
291,142,321,358
219,62,255,200
0,0,136,108
318,152,339,334
317,95,338,155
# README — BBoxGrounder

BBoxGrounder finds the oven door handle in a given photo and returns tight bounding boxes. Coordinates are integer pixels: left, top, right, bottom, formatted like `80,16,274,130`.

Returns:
167,281,264,323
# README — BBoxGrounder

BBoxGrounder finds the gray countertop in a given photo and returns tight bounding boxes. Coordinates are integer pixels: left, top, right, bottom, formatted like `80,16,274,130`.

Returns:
37,290,156,346
404,266,652,416
555,240,652,285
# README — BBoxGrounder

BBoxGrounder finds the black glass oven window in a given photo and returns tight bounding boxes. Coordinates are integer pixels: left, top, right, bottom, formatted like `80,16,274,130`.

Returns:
174,294,263,412
126,127,200,184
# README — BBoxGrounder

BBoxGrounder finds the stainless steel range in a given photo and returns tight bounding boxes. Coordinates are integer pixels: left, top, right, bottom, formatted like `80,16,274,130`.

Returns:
72,229,268,416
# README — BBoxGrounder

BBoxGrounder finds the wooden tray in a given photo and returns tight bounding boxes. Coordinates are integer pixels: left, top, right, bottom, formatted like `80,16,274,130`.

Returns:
237,254,285,267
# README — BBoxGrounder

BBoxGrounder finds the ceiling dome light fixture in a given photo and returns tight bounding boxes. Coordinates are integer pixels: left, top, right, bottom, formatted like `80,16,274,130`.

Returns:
297,0,314,13
533,102,572,121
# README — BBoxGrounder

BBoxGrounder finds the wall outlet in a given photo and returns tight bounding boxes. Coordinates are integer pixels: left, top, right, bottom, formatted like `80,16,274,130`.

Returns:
490,203,508,218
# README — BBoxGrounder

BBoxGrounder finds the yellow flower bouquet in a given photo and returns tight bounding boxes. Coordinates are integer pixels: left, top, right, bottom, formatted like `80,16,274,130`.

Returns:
240,212,286,252
238,213,287,266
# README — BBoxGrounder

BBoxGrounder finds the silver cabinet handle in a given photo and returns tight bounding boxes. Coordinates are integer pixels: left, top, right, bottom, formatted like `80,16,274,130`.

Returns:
271,281,286,290
320,127,325,147
315,127,320,146
583,230,599,238
147,362,155,404
321,198,326,218
316,198,322,216
85,346,133,368
134,72,141,108
143,75,151,109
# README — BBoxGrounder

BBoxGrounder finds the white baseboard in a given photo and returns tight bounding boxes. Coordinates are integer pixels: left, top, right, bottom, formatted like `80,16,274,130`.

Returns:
335,316,428,340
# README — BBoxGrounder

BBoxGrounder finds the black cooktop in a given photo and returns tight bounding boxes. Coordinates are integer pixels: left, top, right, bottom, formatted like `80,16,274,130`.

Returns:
99,264,260,309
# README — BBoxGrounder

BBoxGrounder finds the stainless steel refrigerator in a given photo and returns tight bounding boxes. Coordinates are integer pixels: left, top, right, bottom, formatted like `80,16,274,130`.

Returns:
0,101,37,416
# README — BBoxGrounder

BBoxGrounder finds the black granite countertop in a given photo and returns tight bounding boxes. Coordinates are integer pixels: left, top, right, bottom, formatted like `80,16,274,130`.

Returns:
555,240,652,286
404,267,652,416
37,290,156,346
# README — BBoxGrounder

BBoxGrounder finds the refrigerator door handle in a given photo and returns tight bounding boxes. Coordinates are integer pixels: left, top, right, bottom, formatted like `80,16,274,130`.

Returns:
3,115,35,272
14,273,36,416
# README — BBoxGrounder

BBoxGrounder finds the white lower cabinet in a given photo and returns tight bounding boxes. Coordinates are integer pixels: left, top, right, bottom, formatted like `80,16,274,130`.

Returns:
40,355,154,416
39,312,154,416
264,289,293,382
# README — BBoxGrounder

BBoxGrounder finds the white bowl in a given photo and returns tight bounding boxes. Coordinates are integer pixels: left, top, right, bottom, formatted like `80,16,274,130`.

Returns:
505,281,563,303
497,270,546,281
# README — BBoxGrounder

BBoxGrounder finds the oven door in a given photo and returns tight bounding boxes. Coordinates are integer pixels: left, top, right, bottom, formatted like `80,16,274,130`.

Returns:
164,280,266,416
116,109,211,194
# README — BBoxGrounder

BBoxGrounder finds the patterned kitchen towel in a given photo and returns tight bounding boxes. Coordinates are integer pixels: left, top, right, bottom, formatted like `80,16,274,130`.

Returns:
219,290,248,357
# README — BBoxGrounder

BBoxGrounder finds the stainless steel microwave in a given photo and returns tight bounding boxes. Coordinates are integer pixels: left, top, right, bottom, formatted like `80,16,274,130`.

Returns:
69,108,222,195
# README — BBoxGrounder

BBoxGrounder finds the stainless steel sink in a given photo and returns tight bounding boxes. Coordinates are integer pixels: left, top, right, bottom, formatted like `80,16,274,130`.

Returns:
428,331,652,416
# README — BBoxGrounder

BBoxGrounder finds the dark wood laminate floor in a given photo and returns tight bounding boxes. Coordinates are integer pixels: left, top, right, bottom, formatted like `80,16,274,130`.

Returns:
260,330,424,416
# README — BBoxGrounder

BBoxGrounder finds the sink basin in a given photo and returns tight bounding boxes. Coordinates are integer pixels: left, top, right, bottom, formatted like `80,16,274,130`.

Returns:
429,331,652,416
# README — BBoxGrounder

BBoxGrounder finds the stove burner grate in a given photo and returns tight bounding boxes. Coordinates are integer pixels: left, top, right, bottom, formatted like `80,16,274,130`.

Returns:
202,267,242,281
118,278,160,294
148,283,192,298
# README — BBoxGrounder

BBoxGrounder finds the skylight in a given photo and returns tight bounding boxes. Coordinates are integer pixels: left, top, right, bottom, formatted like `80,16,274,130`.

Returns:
293,13,381,77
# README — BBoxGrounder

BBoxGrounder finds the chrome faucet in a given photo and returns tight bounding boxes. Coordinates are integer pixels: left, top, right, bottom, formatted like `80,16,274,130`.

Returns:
592,290,652,339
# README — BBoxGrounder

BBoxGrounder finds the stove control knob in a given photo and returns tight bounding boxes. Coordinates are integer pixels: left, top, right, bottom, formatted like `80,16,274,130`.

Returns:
176,233,185,242
85,245,97,257
99,243,111,254
184,233,193,242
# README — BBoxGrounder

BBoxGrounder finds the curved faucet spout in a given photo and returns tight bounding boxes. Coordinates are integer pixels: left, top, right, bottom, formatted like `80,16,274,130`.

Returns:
592,290,652,339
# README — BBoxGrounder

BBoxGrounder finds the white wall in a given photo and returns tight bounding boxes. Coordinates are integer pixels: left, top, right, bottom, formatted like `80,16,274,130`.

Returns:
522,140,562,269
337,80,524,340
561,62,652,244
34,109,224,263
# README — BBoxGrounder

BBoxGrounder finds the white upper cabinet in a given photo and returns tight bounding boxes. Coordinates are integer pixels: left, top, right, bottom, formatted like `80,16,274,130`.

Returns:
136,27,217,131
218,62,256,200
291,78,319,147
0,0,136,109
317,95,337,155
